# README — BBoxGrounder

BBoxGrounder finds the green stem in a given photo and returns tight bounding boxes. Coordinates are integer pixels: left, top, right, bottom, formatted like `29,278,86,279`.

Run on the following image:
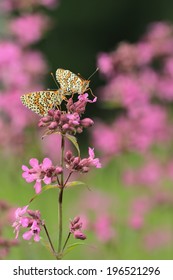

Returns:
64,172,73,188
62,232,71,252
43,224,57,259
58,135,65,253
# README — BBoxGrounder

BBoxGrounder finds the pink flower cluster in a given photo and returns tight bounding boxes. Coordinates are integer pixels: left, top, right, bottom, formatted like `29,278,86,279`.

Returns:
22,150,101,194
38,94,95,135
12,205,43,242
94,22,173,157
65,148,101,173
70,216,86,240
0,0,59,153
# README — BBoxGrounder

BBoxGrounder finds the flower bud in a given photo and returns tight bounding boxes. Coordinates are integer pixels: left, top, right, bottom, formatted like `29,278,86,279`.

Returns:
54,110,61,121
65,151,73,161
73,216,80,224
80,118,94,127
62,123,69,130
81,166,89,173
47,110,55,116
41,116,52,123
55,167,63,174
48,121,58,129
74,230,86,240
76,127,83,133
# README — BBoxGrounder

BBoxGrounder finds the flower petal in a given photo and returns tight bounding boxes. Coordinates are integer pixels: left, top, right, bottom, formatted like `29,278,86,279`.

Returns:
88,147,95,158
29,158,39,169
34,180,42,194
34,234,40,242
22,165,29,172
23,230,33,240
42,158,52,169
43,176,51,184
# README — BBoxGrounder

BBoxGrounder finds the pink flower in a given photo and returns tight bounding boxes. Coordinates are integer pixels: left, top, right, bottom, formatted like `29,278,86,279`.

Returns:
65,147,101,173
23,220,41,242
22,158,61,193
94,214,115,242
88,148,101,168
12,205,29,239
128,215,144,230
10,14,49,45
97,52,114,77
12,206,42,242
144,228,173,251
92,121,121,156
39,100,94,134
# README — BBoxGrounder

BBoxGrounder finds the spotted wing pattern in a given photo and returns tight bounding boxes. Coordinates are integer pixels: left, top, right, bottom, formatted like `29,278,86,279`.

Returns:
56,68,90,95
20,90,64,116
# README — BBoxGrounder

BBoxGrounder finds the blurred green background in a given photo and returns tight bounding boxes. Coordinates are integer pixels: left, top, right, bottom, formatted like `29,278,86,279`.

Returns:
1,0,173,260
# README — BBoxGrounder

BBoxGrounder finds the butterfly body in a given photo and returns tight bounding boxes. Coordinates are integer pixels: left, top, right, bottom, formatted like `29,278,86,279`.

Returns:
20,89,64,116
56,68,90,95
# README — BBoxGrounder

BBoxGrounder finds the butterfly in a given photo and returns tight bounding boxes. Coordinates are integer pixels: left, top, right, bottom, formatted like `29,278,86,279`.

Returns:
55,68,98,96
20,89,65,116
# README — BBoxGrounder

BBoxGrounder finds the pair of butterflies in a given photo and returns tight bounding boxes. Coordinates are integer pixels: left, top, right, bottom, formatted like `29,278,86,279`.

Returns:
21,68,96,116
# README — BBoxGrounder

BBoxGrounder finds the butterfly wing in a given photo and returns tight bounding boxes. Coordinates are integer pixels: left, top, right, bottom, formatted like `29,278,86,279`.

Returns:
56,68,85,95
20,90,63,116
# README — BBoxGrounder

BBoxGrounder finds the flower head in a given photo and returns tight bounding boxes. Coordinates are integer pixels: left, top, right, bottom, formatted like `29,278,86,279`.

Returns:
38,94,95,136
65,147,101,173
12,206,43,242
22,158,62,193
70,216,86,240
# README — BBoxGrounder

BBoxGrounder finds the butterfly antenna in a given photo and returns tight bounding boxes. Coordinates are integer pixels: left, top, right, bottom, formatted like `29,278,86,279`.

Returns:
87,67,99,80
51,72,59,88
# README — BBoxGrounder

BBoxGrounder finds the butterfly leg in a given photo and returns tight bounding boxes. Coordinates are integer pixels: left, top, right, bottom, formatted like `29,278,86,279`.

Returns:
88,88,97,99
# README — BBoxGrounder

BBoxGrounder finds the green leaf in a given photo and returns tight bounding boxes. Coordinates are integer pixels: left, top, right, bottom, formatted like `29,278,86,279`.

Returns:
29,184,59,203
65,181,86,188
66,134,80,156
63,243,85,256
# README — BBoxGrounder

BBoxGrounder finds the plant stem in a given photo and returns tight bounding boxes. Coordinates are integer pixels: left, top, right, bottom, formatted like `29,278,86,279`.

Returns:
58,134,65,253
43,224,57,258
64,172,72,188
60,135,65,186
58,187,63,253
62,232,71,252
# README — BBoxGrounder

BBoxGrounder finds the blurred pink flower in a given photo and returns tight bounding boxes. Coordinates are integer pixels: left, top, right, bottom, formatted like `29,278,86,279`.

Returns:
93,214,115,242
97,52,114,77
128,197,152,230
100,75,149,108
10,14,49,45
123,160,163,188
77,191,116,243
144,228,173,251
92,121,121,156
136,42,154,65
0,0,58,11
128,215,144,230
